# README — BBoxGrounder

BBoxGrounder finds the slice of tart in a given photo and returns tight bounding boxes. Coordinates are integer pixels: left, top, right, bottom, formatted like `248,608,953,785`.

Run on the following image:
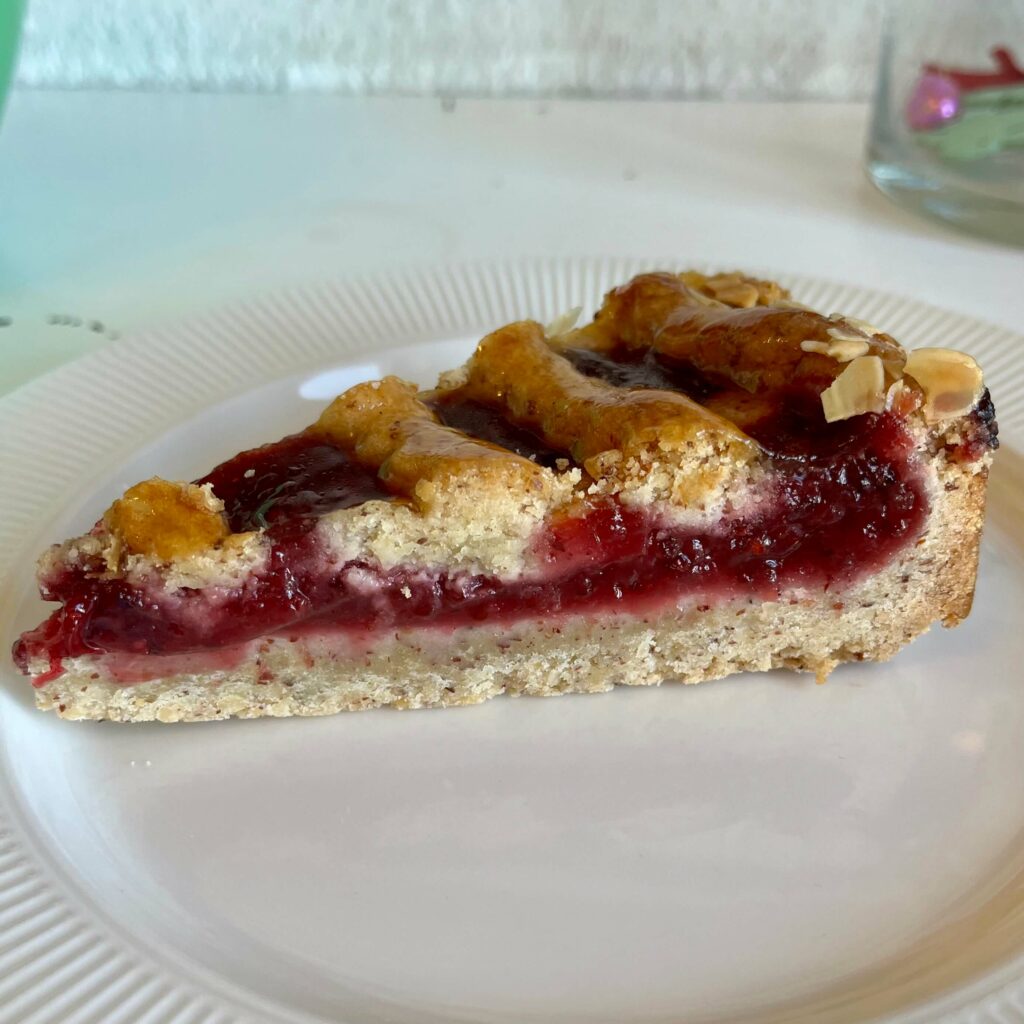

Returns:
13,271,997,723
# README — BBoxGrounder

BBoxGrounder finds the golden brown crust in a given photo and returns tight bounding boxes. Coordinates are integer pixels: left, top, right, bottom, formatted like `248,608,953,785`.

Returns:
103,479,229,561
454,319,755,477
85,270,968,572
568,272,907,392
679,269,790,308
311,375,549,510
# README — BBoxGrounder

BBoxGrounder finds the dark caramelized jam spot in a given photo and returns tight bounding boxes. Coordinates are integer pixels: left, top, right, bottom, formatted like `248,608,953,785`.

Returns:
562,345,728,400
199,434,392,532
950,388,999,463
428,396,564,469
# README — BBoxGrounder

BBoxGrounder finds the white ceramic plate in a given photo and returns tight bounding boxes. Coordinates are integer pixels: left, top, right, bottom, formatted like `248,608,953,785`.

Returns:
2,257,1024,1024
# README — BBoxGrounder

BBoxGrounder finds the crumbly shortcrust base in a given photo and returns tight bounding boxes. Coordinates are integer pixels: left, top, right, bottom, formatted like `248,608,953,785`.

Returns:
33,453,986,723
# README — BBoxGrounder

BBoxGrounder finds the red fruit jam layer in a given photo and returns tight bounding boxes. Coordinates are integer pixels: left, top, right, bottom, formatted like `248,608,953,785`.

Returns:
200,434,392,532
16,342,994,683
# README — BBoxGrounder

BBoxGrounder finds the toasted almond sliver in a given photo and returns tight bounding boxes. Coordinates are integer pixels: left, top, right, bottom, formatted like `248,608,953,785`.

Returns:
881,357,905,383
843,316,884,337
885,379,907,411
829,338,871,362
826,326,870,346
544,306,583,339
800,337,871,362
711,283,759,308
707,272,744,288
800,340,830,355
903,347,984,424
686,288,727,309
820,356,886,423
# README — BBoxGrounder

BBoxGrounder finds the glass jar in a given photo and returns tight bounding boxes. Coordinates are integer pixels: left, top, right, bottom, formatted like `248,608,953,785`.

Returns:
866,0,1024,245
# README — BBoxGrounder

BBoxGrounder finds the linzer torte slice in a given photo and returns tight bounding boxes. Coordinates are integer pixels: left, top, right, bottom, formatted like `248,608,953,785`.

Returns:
13,271,997,722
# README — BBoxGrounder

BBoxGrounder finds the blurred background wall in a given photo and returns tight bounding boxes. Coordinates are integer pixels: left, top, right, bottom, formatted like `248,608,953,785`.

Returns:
16,0,885,99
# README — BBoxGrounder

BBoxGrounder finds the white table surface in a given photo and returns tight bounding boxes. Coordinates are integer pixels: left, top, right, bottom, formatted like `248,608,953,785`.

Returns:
0,91,1021,395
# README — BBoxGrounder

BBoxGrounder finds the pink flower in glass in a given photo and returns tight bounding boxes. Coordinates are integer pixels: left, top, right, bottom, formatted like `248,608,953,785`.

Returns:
906,72,962,131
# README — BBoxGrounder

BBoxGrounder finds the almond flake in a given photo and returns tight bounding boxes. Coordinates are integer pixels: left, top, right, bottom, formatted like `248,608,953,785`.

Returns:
544,306,582,339
826,326,870,347
884,379,907,411
903,348,984,424
710,282,759,308
686,288,727,308
800,336,871,362
820,356,886,423
800,340,830,355
843,316,884,337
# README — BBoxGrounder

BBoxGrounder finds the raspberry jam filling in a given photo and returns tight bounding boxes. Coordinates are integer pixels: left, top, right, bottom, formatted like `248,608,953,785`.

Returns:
200,434,392,532
17,340,996,682
430,396,564,468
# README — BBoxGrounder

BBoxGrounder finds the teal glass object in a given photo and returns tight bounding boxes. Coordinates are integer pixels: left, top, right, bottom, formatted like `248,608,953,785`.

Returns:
866,0,1024,246
0,0,25,124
